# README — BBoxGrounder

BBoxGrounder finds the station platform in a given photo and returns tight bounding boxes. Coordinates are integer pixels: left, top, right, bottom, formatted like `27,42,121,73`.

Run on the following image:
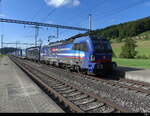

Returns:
0,56,64,113
116,66,150,83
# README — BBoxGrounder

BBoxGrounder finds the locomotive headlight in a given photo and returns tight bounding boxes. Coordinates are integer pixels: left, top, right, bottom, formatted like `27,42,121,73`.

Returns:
91,55,96,62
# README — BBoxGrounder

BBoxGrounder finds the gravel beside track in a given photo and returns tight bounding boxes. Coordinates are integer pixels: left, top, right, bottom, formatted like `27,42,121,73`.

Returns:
10,57,131,113
12,57,150,113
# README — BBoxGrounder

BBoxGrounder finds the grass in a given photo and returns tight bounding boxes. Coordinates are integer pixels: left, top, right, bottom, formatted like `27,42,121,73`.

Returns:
0,54,4,58
111,39,150,57
111,31,150,69
139,30,150,36
113,58,150,69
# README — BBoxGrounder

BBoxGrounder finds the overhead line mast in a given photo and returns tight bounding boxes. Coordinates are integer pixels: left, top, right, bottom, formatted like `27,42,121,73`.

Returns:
0,18,90,47
0,18,90,31
1,34,3,54
89,14,92,31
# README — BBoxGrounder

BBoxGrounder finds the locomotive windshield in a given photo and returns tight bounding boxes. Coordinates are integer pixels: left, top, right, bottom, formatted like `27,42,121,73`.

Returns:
91,36,112,53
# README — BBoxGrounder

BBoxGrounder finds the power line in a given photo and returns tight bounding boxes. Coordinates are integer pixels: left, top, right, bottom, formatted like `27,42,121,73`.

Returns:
3,42,35,50
24,5,44,38
3,42,35,46
43,8,57,21
66,0,107,26
92,0,147,28
77,0,147,29
43,0,66,22
94,0,147,19
31,6,44,21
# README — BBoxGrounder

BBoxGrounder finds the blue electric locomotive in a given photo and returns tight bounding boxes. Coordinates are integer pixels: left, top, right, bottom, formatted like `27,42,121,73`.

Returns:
40,35,117,74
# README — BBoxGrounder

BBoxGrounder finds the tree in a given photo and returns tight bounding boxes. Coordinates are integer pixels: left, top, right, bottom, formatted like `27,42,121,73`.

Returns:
89,17,150,41
119,38,138,59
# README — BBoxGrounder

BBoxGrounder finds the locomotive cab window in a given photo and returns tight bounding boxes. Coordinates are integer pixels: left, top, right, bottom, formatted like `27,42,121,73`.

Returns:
73,43,80,51
91,36,112,53
80,43,88,52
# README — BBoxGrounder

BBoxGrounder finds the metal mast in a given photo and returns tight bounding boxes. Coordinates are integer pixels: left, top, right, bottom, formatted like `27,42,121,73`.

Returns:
89,14,92,31
1,34,3,54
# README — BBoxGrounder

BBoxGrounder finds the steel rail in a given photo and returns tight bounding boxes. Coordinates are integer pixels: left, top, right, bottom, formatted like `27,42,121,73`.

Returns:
119,78,150,87
11,57,84,113
11,56,132,113
82,74,150,95
19,57,150,96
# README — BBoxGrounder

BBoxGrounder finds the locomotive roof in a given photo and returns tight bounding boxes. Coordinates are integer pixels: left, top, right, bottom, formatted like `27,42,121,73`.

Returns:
26,46,40,50
49,33,91,46
49,33,106,46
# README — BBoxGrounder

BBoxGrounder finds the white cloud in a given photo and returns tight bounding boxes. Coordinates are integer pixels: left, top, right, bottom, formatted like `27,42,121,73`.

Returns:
44,0,80,8
72,0,80,6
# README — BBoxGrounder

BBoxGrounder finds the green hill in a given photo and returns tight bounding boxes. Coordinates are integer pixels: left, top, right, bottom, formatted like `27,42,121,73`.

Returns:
112,30,150,58
69,16,150,42
90,16,150,41
112,30,150,69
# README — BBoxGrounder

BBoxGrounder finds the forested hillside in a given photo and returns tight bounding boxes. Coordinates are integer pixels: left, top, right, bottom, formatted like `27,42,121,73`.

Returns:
49,17,150,45
90,16,150,41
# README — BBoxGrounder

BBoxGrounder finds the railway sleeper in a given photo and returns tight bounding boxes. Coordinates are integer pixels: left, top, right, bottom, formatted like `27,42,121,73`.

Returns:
63,91,81,97
47,80,61,84
67,94,88,101
55,87,72,91
52,85,66,89
47,82,63,86
50,83,65,88
59,89,76,94
87,105,116,113
79,102,104,112
74,97,95,105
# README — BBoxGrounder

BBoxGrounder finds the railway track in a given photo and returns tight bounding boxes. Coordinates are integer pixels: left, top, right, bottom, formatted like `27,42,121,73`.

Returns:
28,58,150,97
80,74,150,96
10,56,131,113
39,61,150,96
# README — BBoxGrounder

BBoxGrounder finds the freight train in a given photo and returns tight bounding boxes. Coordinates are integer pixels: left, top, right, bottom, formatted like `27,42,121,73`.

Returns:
10,34,117,75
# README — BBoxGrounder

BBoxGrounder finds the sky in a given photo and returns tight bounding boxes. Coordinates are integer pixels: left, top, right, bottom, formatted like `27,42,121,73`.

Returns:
0,0,150,48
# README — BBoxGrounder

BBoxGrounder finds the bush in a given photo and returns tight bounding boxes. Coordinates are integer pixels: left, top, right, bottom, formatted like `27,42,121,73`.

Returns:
141,55,148,59
119,38,138,59
135,55,142,59
148,55,150,59
135,55,149,59
112,51,117,58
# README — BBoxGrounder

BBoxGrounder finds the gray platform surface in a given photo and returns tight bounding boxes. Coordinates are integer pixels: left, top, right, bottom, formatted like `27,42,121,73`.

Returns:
0,56,64,113
117,66,150,83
